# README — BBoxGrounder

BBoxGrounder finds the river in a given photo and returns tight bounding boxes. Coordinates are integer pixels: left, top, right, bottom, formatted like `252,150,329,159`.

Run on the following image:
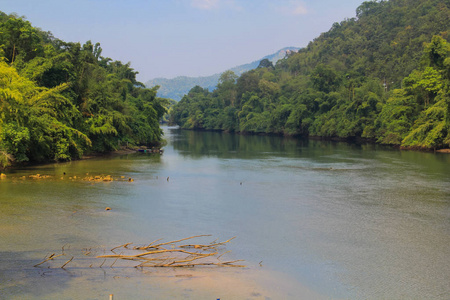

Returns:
0,127,449,299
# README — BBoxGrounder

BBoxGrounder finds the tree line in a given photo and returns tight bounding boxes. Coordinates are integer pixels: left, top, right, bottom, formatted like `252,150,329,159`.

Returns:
0,12,167,168
171,0,450,150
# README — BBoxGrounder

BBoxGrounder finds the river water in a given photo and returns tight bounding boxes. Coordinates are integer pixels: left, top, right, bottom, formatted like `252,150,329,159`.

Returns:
0,127,449,299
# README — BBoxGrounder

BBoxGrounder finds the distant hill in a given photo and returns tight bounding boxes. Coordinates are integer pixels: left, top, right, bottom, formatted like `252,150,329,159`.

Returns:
170,0,450,151
146,47,300,101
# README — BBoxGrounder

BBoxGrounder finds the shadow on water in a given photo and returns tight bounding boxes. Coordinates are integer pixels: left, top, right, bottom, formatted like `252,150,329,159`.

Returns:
170,128,391,159
7,152,162,177
169,128,450,170
0,251,74,299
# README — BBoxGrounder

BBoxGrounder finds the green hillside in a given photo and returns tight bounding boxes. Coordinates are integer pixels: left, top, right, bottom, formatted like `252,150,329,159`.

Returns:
146,47,299,101
0,12,167,168
171,0,450,150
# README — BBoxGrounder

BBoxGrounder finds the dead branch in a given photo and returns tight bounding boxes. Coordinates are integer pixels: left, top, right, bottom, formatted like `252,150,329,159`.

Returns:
34,235,243,270
134,235,212,250
133,238,163,250
34,253,64,267
179,236,236,249
154,260,246,268
100,259,106,268
111,243,132,252
110,256,121,268
217,250,231,260
97,249,216,259
61,256,74,269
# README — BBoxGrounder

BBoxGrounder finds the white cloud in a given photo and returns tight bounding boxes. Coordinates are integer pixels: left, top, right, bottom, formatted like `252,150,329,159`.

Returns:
278,1,308,16
190,0,219,10
291,2,308,15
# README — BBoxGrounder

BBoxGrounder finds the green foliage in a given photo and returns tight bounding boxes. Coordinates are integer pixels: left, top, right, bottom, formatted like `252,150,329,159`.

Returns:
376,89,414,144
1,123,30,162
171,0,450,150
0,13,164,167
0,16,43,64
257,58,274,69
0,61,90,162
402,99,447,148
310,64,341,93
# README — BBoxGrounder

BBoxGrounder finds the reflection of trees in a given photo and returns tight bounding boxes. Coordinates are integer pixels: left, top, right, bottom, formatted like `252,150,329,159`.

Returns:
171,129,305,159
170,129,441,166
170,129,385,160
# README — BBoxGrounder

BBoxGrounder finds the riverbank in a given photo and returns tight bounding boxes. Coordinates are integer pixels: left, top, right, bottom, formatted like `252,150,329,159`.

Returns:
436,148,450,153
0,146,164,173
173,127,450,153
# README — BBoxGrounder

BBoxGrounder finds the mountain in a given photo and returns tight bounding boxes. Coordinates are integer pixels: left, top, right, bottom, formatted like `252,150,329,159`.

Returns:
146,47,300,101
170,0,450,150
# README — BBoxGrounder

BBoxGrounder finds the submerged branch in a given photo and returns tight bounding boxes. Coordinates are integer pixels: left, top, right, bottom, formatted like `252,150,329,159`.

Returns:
133,235,212,250
34,253,64,267
33,235,243,270
179,236,236,249
111,243,132,252
100,235,243,268
61,256,74,269
97,249,216,259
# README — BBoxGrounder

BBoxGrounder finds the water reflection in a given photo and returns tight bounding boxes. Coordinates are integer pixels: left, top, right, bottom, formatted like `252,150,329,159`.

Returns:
171,128,450,170
171,128,402,159
1,127,449,299
169,128,450,299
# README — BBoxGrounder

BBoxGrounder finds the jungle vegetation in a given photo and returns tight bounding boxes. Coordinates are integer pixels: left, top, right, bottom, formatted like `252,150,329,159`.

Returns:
171,0,450,150
0,12,167,168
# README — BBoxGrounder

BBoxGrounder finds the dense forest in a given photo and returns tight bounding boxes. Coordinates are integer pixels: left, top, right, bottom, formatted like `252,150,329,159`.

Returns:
171,0,450,150
0,12,167,169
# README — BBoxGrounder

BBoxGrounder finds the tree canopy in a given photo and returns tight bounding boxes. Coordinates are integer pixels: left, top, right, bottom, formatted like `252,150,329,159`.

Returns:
0,12,166,168
171,0,450,150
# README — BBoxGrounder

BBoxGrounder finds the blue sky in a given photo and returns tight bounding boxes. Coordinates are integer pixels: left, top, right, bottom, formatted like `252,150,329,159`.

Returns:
0,0,365,81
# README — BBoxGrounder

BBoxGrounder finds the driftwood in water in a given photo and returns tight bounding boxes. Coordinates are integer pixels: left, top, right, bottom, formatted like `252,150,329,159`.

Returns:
132,234,211,250
33,235,244,269
33,253,64,267
98,235,244,268
60,256,74,269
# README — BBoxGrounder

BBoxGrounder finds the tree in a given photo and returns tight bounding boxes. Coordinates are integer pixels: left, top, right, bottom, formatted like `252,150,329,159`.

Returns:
0,62,90,164
216,70,238,107
0,16,43,64
0,12,166,167
257,58,274,69
170,1,450,149
310,64,341,93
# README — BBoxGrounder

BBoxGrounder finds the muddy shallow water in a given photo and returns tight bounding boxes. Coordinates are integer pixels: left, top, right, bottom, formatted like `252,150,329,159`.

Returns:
1,127,449,299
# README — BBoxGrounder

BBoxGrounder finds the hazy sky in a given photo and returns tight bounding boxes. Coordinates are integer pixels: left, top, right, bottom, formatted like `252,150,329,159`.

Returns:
1,0,365,82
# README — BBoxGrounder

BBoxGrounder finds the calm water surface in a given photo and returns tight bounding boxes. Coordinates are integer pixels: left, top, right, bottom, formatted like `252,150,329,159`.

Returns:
0,127,449,299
